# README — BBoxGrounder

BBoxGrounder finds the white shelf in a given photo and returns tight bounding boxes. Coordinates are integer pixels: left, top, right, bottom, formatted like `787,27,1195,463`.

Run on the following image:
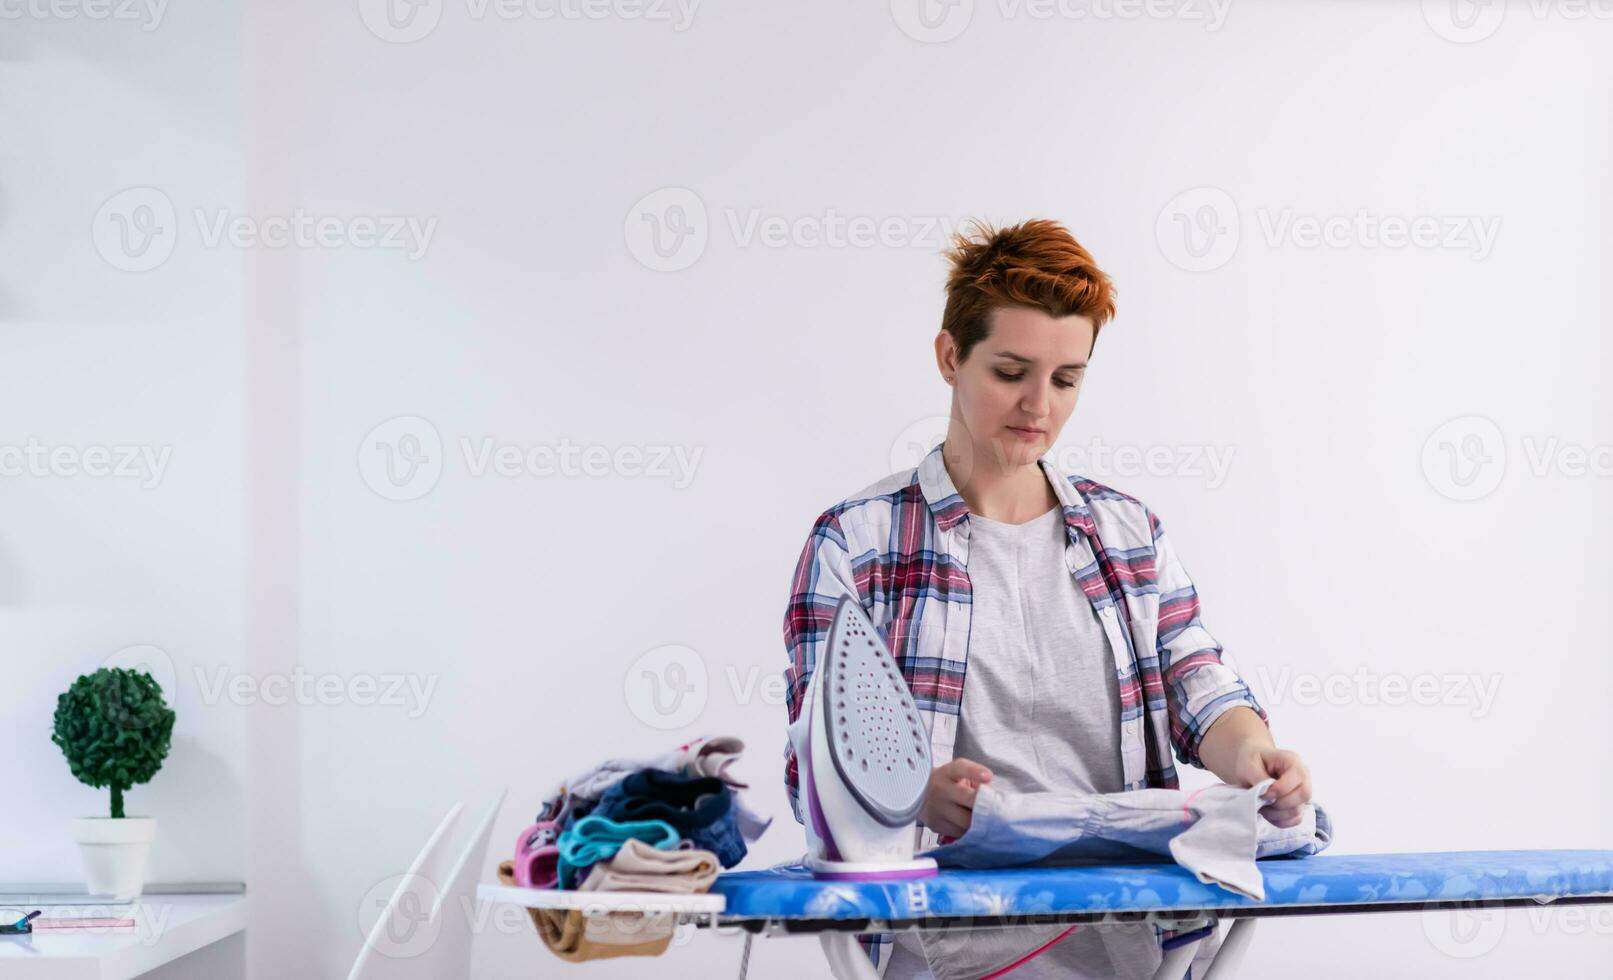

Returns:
0,894,248,980
477,883,725,914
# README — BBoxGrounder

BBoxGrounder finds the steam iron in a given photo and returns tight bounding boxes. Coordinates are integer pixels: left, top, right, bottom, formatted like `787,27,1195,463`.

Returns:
799,594,937,880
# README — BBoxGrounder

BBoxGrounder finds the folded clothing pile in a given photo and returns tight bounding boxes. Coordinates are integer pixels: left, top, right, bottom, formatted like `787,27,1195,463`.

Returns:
503,735,772,963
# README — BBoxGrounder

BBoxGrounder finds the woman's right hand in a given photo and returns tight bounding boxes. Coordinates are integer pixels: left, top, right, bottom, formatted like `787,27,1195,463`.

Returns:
920,758,993,838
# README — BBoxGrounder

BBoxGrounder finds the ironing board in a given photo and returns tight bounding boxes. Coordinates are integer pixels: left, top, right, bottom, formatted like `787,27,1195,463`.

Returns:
479,849,1613,979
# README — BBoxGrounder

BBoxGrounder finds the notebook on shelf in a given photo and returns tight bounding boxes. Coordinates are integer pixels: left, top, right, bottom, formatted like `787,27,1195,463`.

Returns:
1,890,140,931
29,915,139,930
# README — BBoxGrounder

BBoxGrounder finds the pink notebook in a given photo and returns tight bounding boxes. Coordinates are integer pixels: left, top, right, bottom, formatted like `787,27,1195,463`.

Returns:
33,917,137,930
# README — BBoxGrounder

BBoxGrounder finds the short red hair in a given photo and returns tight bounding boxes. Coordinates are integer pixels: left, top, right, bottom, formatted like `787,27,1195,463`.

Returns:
940,218,1116,362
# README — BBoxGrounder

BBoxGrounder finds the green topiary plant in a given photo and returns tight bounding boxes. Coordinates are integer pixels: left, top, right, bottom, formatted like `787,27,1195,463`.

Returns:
52,667,175,819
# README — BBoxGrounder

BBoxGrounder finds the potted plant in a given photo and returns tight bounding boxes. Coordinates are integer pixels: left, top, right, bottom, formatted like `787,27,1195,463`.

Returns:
51,667,175,899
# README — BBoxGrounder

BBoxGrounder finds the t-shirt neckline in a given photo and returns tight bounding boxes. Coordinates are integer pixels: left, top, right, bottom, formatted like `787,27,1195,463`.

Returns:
969,504,1062,531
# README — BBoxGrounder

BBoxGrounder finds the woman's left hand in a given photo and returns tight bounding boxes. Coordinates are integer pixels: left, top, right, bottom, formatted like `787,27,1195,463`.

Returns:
1236,746,1312,828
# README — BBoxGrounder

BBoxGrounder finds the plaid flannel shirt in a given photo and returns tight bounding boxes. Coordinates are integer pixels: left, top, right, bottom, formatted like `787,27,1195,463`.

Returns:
782,441,1268,973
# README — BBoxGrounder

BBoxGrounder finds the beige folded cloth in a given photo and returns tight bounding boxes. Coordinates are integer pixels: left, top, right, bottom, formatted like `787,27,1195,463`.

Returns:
497,861,676,962
579,838,720,893
497,839,721,963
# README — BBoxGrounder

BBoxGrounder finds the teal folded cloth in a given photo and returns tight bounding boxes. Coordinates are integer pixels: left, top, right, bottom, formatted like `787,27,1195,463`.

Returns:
556,815,680,889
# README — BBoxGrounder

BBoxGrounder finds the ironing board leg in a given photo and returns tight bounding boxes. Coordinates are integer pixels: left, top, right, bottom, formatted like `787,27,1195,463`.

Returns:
1150,938,1201,980
1201,919,1257,979
818,932,882,980
736,931,753,980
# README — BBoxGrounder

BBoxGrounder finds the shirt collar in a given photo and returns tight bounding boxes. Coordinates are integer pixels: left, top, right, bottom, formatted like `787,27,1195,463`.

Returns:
917,441,1096,538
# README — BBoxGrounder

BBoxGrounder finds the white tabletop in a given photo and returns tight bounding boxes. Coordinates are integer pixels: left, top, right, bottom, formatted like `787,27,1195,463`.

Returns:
0,895,248,980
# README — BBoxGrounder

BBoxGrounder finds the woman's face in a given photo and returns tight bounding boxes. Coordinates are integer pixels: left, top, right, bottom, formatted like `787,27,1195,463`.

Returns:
937,305,1095,473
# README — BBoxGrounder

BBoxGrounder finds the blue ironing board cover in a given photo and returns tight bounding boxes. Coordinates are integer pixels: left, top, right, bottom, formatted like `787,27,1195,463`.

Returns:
712,850,1613,921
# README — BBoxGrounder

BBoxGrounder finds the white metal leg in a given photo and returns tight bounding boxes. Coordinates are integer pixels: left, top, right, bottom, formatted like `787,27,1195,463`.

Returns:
1201,918,1257,979
1148,934,1200,980
1150,937,1202,980
819,931,883,980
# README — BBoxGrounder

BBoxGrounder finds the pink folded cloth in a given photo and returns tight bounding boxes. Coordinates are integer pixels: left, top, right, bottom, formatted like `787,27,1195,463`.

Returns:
512,819,563,889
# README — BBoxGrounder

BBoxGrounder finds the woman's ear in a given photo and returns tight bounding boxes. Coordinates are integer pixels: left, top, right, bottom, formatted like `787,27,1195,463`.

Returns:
934,330,958,384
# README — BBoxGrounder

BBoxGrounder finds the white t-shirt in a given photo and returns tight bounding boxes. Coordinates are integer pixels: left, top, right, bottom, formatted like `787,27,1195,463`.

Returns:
885,505,1160,980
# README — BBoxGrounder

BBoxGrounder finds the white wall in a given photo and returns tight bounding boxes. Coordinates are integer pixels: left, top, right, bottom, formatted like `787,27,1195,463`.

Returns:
8,1,1613,977
0,2,245,884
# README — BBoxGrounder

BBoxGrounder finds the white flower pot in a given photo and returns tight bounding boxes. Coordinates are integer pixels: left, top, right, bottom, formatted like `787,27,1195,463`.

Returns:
72,816,157,900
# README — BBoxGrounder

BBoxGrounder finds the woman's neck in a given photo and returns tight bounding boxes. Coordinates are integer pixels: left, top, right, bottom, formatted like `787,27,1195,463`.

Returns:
942,443,1059,524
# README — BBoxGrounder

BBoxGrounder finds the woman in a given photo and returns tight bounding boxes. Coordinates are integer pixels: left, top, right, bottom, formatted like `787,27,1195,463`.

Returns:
782,218,1313,979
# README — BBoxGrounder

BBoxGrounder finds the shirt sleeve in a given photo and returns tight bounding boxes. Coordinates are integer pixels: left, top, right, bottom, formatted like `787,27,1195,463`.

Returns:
1149,506,1269,769
782,509,861,826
